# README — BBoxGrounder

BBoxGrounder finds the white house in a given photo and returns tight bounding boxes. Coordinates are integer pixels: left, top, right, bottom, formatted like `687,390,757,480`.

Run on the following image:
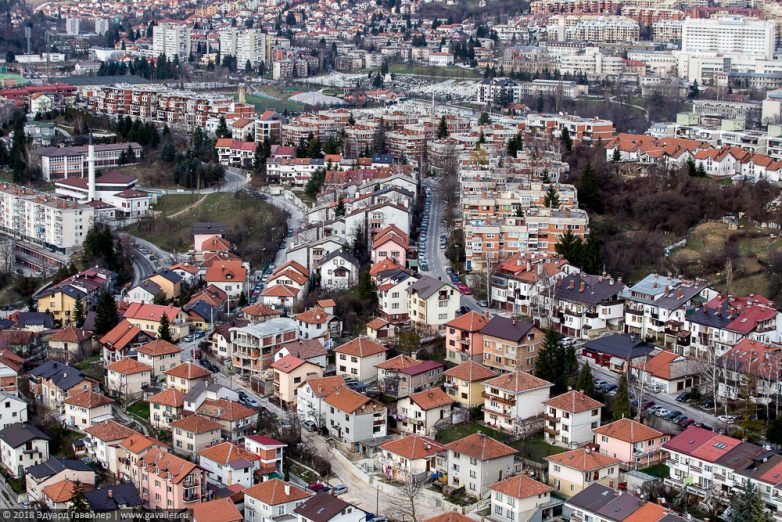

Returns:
0,423,50,478
0,392,27,430
482,371,553,434
125,280,163,304
323,388,387,446
297,376,346,428
408,276,461,332
379,435,446,482
543,391,604,449
546,447,622,496
25,457,95,504
136,339,182,379
244,479,311,522
198,441,260,488
63,391,114,429
488,474,556,522
396,387,454,436
318,251,360,290
334,337,388,382
445,433,517,499
293,492,367,522
376,270,417,324
82,420,136,476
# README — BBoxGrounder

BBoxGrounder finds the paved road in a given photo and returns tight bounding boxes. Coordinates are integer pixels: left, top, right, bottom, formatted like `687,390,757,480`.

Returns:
143,167,249,196
252,190,305,268
118,233,175,287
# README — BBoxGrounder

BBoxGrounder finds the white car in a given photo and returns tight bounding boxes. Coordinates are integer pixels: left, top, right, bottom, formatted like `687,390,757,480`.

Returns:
332,485,348,495
655,408,671,417
717,415,737,424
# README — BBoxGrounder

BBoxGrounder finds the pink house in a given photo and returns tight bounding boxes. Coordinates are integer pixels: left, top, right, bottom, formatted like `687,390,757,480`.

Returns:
136,447,207,509
371,226,408,267
592,418,668,469
444,311,489,364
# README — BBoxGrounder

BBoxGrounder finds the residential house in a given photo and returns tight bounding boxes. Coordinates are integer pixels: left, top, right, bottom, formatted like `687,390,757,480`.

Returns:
0,423,50,477
488,474,558,522
376,355,444,398
243,303,283,324
294,492,366,522
35,285,87,327
445,433,517,499
29,361,98,413
371,226,408,266
366,317,396,340
483,370,553,434
622,274,715,343
319,250,360,290
165,362,213,393
717,339,782,404
170,415,222,461
335,337,388,382
0,392,27,430
443,360,498,408
47,327,93,364
396,387,454,436
42,479,83,510
25,457,94,504
553,274,625,339
593,418,668,469
82,420,135,476
135,447,207,509
205,261,249,300
199,441,260,487
630,350,698,394
376,268,417,324
0,350,22,395
63,390,114,429
244,435,286,479
126,279,164,304
582,334,656,373
136,339,182,379
408,276,460,332
244,479,312,522
123,303,189,341
116,433,168,486
196,399,258,441
146,270,183,300
105,358,152,400
379,435,446,482
480,316,545,373
147,389,186,430
563,484,644,522
294,307,342,341
490,253,575,315
192,497,243,522
323,387,387,447
84,483,143,513
546,447,622,496
543,390,604,448
275,339,328,369
297,375,346,428
445,311,489,364
230,319,298,377
100,320,154,364
271,355,323,409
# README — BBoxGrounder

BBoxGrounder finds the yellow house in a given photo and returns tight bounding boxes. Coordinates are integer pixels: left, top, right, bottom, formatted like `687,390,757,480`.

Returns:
443,360,497,408
271,354,322,409
147,270,184,300
36,286,87,327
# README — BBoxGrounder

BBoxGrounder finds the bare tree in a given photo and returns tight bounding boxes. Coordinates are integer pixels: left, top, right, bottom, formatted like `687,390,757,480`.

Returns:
0,238,14,274
724,258,734,296
392,471,427,522
694,348,720,416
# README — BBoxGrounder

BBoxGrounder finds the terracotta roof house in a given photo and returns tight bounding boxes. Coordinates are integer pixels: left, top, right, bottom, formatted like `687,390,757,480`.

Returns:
592,419,668,468
443,360,497,408
243,478,312,521
445,433,517,498
198,441,260,487
445,311,489,364
488,474,555,521
547,447,622,496
376,355,444,399
379,434,445,482
396,387,455,436
334,337,388,382
544,391,604,448
483,370,553,434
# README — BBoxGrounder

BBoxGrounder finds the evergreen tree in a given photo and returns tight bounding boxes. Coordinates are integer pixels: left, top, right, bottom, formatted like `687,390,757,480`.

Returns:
536,92,544,113
436,115,449,139
157,313,172,342
535,329,569,394
352,224,370,266
581,233,604,274
696,163,707,177
575,364,595,397
555,230,583,266
334,197,346,217
68,480,89,515
686,158,697,177
253,141,266,173
161,142,177,163
306,135,323,159
94,290,118,336
356,269,377,305
612,374,631,421
72,299,85,327
560,126,573,153
578,162,601,213
237,292,248,307
478,112,491,125
767,418,782,446
543,185,560,208
612,148,621,162
728,480,770,522
10,116,27,183
245,59,252,73
216,116,230,139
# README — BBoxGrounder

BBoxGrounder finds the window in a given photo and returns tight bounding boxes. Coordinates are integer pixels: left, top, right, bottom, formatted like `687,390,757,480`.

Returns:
469,470,476,478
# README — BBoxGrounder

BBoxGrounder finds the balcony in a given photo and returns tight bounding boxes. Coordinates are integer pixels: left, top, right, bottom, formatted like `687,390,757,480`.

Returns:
544,414,559,423
543,426,559,437
481,391,515,405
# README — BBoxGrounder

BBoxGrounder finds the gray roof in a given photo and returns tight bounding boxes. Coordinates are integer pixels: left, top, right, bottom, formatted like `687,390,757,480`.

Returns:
594,493,643,520
566,484,617,513
135,279,162,297
555,274,623,306
0,422,50,448
26,457,91,479
156,269,183,284
294,492,355,522
30,361,88,391
620,274,709,310
407,275,454,299
192,222,228,235
16,311,54,329
320,249,359,267
583,334,655,360
480,316,534,342
85,483,143,512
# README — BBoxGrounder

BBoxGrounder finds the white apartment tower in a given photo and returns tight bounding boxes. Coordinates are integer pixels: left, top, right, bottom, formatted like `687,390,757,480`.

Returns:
219,28,265,68
153,23,191,61
682,16,777,59
66,18,80,36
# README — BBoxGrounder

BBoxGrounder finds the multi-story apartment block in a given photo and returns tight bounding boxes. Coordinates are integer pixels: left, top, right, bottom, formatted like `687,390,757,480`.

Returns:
0,184,94,254
682,16,776,60
543,390,603,448
477,79,588,105
445,433,517,499
546,15,641,43
219,28,266,67
483,371,553,434
445,311,489,364
480,317,545,374
153,23,191,60
490,253,575,315
552,273,625,339
622,273,716,343
135,447,207,509
525,113,616,144
39,144,142,181
229,318,298,377
323,388,387,446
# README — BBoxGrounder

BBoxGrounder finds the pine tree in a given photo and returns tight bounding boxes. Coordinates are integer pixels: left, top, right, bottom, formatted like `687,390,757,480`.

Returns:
237,292,248,307
535,329,568,394
686,158,697,177
161,142,176,163
560,126,573,153
478,112,491,125
543,185,560,208
555,230,584,266
253,141,266,173
157,313,172,342
576,364,595,397
216,116,229,139
536,92,544,113
68,480,89,515
612,148,621,162
94,290,118,336
578,162,601,213
581,233,604,274
72,299,85,327
728,481,770,522
436,115,449,139
334,197,346,217
696,163,707,177
612,374,631,421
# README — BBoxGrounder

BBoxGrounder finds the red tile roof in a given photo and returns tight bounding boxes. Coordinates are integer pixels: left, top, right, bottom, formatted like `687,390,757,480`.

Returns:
381,435,445,460
445,433,516,461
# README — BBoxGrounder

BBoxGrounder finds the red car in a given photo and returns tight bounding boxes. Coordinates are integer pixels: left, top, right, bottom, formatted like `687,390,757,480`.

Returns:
456,283,473,295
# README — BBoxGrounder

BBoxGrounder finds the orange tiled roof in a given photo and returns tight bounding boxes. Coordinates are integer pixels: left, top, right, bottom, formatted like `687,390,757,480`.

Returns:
105,358,151,375
305,375,345,398
423,513,475,522
199,441,259,465
64,390,114,409
409,387,454,410
165,362,212,380
381,435,445,460
49,326,92,344
488,474,551,500
170,414,221,433
147,388,185,408
137,339,181,357
42,479,78,503
120,432,167,454
294,307,333,325
592,418,663,443
191,497,243,522
84,420,136,442
335,337,388,357
445,433,516,461
445,311,489,332
323,387,373,414
244,478,311,506
137,447,196,484
443,360,497,382
544,390,603,414
546,447,622,471
197,399,256,421
483,370,552,393
243,303,282,318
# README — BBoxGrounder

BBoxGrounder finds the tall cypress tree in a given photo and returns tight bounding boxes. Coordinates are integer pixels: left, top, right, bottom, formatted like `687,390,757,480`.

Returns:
94,290,118,336
578,162,601,213
576,364,595,397
158,313,172,342
535,329,568,394
612,374,631,421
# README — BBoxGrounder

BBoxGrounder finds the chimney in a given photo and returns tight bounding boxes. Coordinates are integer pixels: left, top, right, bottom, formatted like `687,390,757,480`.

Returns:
526,260,532,271
579,281,585,293
87,143,96,201
285,483,291,495
108,489,113,499
568,280,575,290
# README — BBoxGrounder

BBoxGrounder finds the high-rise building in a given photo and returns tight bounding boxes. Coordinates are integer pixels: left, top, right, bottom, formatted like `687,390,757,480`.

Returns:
682,16,777,59
219,28,266,68
66,18,80,36
152,23,191,60
94,19,110,35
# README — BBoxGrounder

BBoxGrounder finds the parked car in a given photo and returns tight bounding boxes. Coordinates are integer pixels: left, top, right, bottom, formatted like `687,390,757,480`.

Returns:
641,401,656,411
243,396,260,408
302,420,318,432
308,483,328,493
675,391,689,402
332,485,348,496
456,283,472,295
593,380,609,389
477,300,488,307
701,399,715,409
665,410,684,421
183,335,194,342
655,408,671,417
718,415,737,424
602,384,618,393
677,417,695,428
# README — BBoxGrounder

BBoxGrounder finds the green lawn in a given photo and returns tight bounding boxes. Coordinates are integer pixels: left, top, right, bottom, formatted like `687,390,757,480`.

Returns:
389,63,480,79
640,464,670,478
149,193,204,215
128,401,150,422
74,355,100,370
435,422,510,444
245,93,305,113
513,435,567,463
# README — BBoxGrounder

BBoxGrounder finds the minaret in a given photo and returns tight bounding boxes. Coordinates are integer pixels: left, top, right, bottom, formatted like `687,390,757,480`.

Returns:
87,140,96,202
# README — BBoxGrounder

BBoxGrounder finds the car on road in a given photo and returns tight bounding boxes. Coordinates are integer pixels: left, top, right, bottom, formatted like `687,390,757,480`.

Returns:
655,408,671,417
238,391,248,401
701,399,715,409
665,410,684,421
718,415,737,424
242,395,260,408
477,300,488,307
302,420,318,432
675,391,689,402
308,483,329,493
195,331,205,339
641,401,656,410
458,305,470,315
456,282,472,295
602,384,617,393
183,335,194,342
449,273,460,284
332,485,348,496
593,380,609,389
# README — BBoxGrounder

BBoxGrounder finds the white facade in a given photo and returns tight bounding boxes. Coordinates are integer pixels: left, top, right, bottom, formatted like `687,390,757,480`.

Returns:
545,405,601,449
447,449,516,499
153,23,191,60
0,394,26,430
219,28,265,67
319,253,359,290
682,16,776,60
199,451,259,488
0,427,49,478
